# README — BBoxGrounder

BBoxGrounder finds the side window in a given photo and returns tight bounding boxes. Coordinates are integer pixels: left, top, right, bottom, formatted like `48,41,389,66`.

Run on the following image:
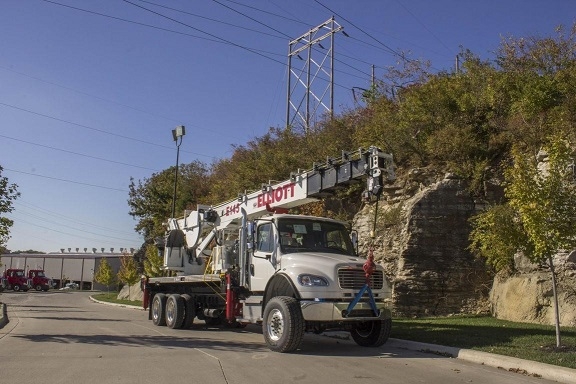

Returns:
257,223,274,253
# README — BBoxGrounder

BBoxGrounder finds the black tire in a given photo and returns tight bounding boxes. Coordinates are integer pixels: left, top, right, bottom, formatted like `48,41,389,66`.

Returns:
181,294,196,329
262,296,305,353
166,294,186,329
35,285,42,291
350,318,391,347
151,293,167,326
13,285,21,292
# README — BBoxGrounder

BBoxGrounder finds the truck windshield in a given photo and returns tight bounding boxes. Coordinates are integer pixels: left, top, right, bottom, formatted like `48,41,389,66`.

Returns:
15,271,24,277
277,218,355,256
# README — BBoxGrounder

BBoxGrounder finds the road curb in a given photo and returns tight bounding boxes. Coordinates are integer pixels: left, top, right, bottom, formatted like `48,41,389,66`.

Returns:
0,302,9,329
88,295,146,310
387,338,576,384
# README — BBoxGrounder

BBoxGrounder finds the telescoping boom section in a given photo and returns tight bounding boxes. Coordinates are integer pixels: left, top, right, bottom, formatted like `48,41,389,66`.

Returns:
145,146,396,353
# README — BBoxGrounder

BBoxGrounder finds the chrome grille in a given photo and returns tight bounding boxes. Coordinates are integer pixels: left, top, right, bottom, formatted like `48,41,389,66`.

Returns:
338,269,384,290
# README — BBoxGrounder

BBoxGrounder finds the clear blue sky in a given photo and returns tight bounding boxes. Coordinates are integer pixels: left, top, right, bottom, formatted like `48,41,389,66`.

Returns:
1,0,574,253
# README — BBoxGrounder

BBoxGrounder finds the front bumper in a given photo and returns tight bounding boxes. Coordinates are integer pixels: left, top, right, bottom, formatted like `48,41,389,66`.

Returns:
300,300,391,321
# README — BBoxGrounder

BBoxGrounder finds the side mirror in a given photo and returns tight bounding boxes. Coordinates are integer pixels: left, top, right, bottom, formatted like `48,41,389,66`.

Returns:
246,221,255,251
350,231,359,255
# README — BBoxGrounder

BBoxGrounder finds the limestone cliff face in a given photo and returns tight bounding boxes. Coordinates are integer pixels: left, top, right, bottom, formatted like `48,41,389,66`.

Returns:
354,171,492,317
490,252,576,326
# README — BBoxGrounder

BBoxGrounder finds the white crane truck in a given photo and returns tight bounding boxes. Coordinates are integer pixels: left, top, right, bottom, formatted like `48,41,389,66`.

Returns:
143,147,395,352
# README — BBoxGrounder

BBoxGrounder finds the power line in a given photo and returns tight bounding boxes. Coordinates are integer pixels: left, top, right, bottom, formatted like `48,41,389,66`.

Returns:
0,101,212,158
39,0,373,102
3,168,128,192
136,0,286,40
123,1,369,93
0,64,257,146
0,64,182,126
314,0,446,73
395,0,453,54
313,0,404,58
8,215,140,246
211,0,292,39
0,134,160,172
222,0,310,26
40,0,220,43
122,0,286,66
8,210,139,243
14,200,138,237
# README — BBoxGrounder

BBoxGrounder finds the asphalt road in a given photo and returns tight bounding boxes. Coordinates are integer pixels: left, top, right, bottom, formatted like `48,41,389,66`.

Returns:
0,291,561,384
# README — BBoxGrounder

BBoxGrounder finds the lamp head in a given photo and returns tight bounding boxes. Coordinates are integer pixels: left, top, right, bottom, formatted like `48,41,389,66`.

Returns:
172,125,186,141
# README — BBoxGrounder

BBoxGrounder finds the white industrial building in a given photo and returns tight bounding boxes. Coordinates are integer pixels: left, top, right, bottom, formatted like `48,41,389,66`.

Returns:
0,248,135,290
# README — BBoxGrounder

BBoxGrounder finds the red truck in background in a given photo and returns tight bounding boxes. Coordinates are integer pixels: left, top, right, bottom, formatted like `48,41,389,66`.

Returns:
2,269,31,292
28,269,53,291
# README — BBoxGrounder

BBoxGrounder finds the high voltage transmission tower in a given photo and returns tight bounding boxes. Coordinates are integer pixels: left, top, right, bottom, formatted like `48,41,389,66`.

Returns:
286,17,345,132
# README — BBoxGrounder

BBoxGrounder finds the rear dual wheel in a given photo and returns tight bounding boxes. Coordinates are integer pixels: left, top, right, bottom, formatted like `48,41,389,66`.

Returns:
181,294,196,329
151,293,167,326
165,294,185,329
152,293,195,329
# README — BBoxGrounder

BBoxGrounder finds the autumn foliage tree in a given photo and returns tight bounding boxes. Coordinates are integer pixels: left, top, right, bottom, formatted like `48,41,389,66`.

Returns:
94,258,116,293
128,160,210,241
0,165,20,248
143,243,164,278
117,254,140,299
470,134,576,347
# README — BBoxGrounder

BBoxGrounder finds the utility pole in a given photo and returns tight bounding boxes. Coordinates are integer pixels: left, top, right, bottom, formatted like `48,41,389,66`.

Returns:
286,17,345,132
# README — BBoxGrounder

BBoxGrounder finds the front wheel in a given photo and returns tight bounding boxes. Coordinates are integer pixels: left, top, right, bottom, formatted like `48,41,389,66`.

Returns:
350,318,391,347
262,296,304,353
13,285,21,292
35,285,43,291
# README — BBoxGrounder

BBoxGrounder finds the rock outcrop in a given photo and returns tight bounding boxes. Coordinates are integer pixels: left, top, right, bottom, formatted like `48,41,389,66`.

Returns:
117,283,144,302
490,253,576,326
354,171,492,317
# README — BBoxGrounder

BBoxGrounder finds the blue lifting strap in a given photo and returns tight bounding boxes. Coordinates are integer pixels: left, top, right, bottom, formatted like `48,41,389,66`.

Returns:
346,283,379,317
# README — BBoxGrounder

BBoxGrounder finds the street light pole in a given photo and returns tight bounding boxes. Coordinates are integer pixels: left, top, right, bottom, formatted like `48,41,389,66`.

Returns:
171,125,185,218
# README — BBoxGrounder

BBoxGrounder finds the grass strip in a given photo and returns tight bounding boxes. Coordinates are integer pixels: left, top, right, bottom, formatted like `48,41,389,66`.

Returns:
392,315,576,369
92,292,142,307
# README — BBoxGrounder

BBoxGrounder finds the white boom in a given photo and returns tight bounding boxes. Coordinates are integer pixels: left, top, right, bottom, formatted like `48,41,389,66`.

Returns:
163,146,394,273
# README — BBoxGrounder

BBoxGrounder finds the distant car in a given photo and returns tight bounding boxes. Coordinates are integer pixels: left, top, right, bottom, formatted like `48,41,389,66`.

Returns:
59,283,79,290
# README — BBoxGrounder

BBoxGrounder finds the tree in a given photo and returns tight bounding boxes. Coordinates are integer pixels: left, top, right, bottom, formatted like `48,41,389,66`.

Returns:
128,160,211,241
117,254,140,298
0,166,20,248
94,258,116,292
470,134,576,347
143,243,164,278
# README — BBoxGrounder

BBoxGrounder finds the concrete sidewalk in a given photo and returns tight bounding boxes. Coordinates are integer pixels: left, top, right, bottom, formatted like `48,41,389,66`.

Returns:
1,301,575,383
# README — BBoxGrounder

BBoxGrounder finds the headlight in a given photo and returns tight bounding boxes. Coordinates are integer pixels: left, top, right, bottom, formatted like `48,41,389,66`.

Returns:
298,274,329,286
